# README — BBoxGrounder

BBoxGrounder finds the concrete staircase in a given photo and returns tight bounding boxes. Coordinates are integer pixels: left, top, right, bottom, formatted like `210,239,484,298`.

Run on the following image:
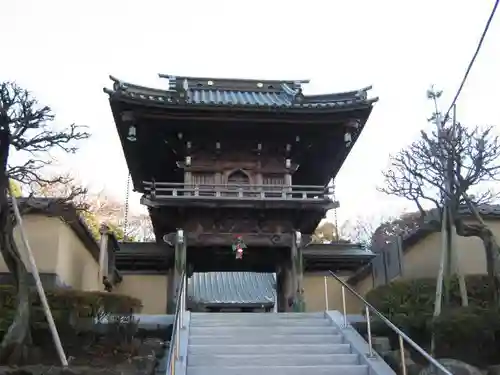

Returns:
186,312,374,375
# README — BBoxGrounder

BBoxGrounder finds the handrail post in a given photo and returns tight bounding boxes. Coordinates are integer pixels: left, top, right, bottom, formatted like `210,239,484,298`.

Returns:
181,276,185,329
341,285,348,328
365,306,374,357
323,276,329,310
327,270,453,375
399,334,407,375
179,286,184,329
166,271,188,375
175,316,180,360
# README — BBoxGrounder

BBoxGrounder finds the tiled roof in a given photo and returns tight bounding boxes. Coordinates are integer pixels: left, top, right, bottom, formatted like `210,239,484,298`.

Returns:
16,197,122,286
348,204,500,284
458,204,500,218
188,272,276,306
103,74,377,111
373,204,500,252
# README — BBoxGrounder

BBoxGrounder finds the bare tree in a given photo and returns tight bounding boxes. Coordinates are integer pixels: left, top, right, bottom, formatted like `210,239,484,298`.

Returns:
126,213,155,242
0,82,90,364
31,177,154,242
311,221,339,243
341,212,425,267
340,214,400,248
380,87,500,303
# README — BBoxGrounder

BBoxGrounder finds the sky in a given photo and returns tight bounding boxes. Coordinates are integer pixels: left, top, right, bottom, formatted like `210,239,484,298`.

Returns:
1,0,499,228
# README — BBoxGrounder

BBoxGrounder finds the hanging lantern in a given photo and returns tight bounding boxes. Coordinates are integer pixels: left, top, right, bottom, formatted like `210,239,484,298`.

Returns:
295,231,302,248
344,131,352,146
177,229,184,244
127,125,137,142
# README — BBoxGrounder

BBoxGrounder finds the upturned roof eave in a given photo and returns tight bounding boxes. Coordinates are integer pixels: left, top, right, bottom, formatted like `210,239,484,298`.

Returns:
106,93,378,115
103,74,378,114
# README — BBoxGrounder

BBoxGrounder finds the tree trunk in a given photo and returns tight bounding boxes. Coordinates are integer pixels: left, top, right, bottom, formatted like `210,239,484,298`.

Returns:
0,130,32,365
455,218,500,304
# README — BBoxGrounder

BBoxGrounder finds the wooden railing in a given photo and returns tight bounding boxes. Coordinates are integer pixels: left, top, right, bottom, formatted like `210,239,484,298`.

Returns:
142,181,334,201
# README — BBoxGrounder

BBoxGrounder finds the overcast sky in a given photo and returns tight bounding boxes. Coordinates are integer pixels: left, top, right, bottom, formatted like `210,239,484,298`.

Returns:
2,0,499,226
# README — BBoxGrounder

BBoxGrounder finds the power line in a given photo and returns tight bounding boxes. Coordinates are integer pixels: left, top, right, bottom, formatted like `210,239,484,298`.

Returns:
442,0,499,124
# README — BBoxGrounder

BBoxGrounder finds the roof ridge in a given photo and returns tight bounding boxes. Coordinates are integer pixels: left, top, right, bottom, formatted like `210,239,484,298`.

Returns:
159,73,309,85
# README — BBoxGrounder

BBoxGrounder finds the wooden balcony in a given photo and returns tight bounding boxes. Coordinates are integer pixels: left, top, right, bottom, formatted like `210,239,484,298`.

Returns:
141,181,339,209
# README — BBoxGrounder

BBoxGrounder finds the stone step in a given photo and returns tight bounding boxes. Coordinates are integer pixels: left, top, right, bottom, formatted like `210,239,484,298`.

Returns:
189,334,343,345
190,319,332,327
187,364,369,375
191,316,328,322
188,343,352,355
189,325,338,336
188,353,359,367
191,312,325,319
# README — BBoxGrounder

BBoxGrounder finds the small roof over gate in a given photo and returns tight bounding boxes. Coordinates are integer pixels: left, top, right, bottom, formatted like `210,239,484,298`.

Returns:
188,271,276,308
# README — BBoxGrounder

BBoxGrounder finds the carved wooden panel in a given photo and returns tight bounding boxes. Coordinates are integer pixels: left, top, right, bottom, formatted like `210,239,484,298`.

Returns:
263,174,284,186
263,174,284,197
183,210,294,235
186,150,289,175
227,170,250,185
192,172,215,186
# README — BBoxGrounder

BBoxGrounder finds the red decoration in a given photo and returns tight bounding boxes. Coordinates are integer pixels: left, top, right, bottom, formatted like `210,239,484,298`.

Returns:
231,235,247,260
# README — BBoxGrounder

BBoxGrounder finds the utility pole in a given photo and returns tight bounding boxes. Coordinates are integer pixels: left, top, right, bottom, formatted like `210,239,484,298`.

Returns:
432,103,468,354
449,105,468,307
432,109,447,320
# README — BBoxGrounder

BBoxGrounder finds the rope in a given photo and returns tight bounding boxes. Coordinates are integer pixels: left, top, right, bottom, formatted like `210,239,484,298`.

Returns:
333,185,339,240
124,174,131,238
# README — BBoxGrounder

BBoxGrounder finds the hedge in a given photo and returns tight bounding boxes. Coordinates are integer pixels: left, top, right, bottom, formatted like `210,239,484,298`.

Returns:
365,275,500,366
0,285,142,339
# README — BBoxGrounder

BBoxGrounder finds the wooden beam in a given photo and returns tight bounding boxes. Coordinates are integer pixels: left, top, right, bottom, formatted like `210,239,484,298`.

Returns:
128,106,371,124
142,196,336,212
184,232,293,247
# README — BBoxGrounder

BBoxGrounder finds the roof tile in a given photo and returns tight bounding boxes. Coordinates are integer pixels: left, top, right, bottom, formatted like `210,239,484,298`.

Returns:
188,272,275,306
104,74,377,110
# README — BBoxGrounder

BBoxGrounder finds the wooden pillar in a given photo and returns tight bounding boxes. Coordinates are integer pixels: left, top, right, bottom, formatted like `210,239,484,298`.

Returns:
185,171,192,196
98,224,110,291
173,229,187,311
290,233,298,306
294,231,305,312
284,173,292,197
276,265,285,312
278,260,294,312
284,173,292,186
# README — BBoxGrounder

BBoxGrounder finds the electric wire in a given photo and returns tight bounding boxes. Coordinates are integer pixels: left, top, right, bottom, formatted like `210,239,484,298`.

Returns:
442,0,499,125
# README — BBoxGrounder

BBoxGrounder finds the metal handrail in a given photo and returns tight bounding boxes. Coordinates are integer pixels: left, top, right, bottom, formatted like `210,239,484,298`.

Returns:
166,271,187,375
327,271,452,375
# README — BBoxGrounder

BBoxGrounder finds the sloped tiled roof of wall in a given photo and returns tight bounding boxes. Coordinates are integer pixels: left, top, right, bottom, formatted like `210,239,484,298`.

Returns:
348,203,500,284
188,272,276,306
393,204,500,249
